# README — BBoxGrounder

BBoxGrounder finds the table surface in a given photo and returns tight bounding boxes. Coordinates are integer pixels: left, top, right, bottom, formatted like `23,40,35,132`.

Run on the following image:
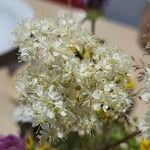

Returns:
0,0,149,135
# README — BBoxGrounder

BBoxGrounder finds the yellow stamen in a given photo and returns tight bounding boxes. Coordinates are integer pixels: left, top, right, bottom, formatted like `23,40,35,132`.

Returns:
83,49,93,59
124,77,136,90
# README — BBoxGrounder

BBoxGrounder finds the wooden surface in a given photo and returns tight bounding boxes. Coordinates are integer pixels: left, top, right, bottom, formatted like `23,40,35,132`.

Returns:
0,0,149,135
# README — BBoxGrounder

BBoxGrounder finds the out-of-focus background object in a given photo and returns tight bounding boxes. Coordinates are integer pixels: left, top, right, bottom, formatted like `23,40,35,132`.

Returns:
0,0,33,73
50,0,85,8
49,0,148,27
105,0,148,27
0,0,150,135
0,0,33,55
139,4,150,52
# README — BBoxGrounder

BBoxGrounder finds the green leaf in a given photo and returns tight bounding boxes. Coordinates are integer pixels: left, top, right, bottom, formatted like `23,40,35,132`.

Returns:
127,138,140,150
111,132,125,141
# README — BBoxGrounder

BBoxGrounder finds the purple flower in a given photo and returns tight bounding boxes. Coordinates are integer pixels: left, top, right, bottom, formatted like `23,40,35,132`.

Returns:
0,135,24,150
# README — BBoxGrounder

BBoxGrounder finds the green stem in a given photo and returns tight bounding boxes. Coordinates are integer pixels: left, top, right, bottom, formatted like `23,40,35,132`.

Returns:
101,130,141,150
91,20,96,35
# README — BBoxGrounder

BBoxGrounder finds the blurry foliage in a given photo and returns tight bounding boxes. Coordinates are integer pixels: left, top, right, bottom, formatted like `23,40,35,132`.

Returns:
20,117,140,150
47,119,140,150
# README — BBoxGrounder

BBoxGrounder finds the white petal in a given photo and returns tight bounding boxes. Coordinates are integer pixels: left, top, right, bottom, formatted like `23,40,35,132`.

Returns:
60,111,67,117
92,90,101,100
141,93,150,102
93,104,100,110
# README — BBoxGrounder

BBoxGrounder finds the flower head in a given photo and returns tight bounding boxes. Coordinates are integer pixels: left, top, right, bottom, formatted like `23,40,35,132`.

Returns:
15,17,133,143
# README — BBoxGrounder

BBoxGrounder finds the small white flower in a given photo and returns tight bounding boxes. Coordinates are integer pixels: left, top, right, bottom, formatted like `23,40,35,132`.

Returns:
92,90,102,100
36,85,44,97
57,132,64,138
105,65,112,70
139,111,150,139
53,52,59,57
141,67,150,103
113,53,120,60
147,68,150,74
46,110,55,119
93,104,100,111
60,111,67,117
104,83,115,92
33,42,39,49
32,101,47,113
141,93,150,102
31,78,38,85
102,105,109,112
14,105,33,123
55,101,63,108
47,86,62,101
54,40,62,48
19,48,30,61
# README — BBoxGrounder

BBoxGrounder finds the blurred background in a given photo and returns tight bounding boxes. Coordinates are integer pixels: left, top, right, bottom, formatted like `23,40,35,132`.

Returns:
105,0,148,27
0,0,150,135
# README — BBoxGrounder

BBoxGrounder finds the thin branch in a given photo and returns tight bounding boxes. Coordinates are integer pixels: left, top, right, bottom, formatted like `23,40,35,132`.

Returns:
101,130,141,150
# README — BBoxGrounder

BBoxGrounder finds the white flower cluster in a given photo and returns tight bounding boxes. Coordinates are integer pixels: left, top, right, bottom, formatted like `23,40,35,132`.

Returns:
140,67,150,139
14,105,33,123
15,18,133,143
141,68,150,102
139,111,150,139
